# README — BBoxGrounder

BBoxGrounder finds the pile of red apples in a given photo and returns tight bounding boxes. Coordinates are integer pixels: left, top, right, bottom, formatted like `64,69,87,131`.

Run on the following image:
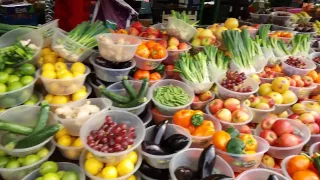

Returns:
246,95,275,110
286,75,314,87
128,21,168,40
158,37,190,51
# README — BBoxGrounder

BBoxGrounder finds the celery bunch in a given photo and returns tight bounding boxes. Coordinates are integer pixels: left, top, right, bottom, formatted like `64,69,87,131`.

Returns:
171,10,198,27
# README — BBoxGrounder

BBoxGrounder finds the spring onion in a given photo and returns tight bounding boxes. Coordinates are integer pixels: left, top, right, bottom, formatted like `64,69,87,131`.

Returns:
171,10,198,26
203,45,230,76
291,34,311,55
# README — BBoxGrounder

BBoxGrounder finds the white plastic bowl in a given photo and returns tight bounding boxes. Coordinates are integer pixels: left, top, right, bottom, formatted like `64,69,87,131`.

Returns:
255,119,311,159
106,80,151,115
23,162,85,180
281,56,316,76
52,28,95,62
138,124,192,169
248,105,276,123
289,83,317,99
89,53,136,82
79,110,146,164
150,79,195,115
151,23,167,30
271,11,293,26
162,47,191,65
52,139,84,160
151,108,174,124
166,17,197,42
217,135,270,172
180,75,215,94
272,96,298,114
236,168,287,180
0,141,55,180
38,19,59,48
134,52,168,71
80,150,142,180
191,91,215,110
216,74,259,102
309,142,320,156
169,148,235,180
271,24,296,31
281,155,297,180
260,162,284,175
38,64,91,95
250,13,272,24
96,33,142,62
0,105,57,157
54,97,112,136
0,74,38,108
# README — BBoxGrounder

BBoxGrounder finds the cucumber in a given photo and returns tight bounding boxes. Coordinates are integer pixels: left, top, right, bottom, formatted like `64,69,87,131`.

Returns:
99,85,130,104
33,100,50,133
115,97,147,108
137,78,149,99
6,124,63,150
122,76,137,100
0,120,33,135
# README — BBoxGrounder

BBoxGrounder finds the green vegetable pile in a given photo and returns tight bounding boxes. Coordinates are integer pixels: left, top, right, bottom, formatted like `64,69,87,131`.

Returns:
174,45,230,83
153,84,190,107
99,77,149,108
269,34,311,56
170,10,198,27
0,23,37,35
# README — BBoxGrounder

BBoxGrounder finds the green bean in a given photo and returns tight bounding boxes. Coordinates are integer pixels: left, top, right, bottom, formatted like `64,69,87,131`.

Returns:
153,84,190,107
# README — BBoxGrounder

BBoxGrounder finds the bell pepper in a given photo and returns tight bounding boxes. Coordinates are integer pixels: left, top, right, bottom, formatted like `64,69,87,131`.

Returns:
226,138,245,154
173,110,194,129
192,124,215,136
149,72,162,81
313,152,320,175
133,69,150,80
153,64,165,74
136,44,150,58
193,110,204,116
202,120,214,127
226,126,240,138
191,114,204,127
150,44,166,59
240,134,258,151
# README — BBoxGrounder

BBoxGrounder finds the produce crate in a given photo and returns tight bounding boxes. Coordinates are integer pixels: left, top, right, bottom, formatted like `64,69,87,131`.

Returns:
0,2,34,15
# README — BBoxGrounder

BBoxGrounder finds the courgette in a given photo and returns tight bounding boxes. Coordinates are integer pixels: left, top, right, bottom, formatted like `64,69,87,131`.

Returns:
99,85,130,104
137,78,149,99
5,124,63,150
122,76,137,100
33,101,50,133
0,120,33,135
115,97,147,108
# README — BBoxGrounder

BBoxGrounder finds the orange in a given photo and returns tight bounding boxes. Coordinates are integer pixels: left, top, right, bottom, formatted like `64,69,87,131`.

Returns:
292,170,319,180
286,155,311,176
308,70,319,82
212,131,231,151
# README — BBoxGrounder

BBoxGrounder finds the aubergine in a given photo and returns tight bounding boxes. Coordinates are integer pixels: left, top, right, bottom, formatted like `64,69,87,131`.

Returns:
95,56,132,69
161,134,189,153
267,174,279,180
198,144,217,179
174,166,195,180
153,120,168,144
201,174,233,180
141,141,169,155
139,160,170,180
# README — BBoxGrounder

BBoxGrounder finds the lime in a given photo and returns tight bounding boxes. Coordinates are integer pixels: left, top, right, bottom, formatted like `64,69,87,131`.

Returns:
61,171,78,180
40,161,58,175
0,72,9,84
0,83,7,93
17,157,24,165
5,160,20,169
19,63,36,76
0,156,9,167
3,68,14,75
35,177,44,180
13,71,22,77
57,171,65,178
23,100,35,105
23,154,40,166
7,82,23,92
7,75,20,84
0,150,6,157
20,76,34,86
43,173,60,180
37,147,49,158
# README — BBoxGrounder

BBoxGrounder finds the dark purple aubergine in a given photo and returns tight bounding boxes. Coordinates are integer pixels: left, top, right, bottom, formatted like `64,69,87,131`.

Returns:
174,166,195,180
198,144,217,179
141,141,169,155
161,134,189,153
95,56,132,69
267,174,279,180
139,160,170,180
201,174,233,180
153,120,168,144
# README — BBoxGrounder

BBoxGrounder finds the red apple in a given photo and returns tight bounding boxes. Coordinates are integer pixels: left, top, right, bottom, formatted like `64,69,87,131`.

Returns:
232,110,250,123
158,40,167,49
288,114,300,120
278,133,302,147
139,32,148,38
168,37,180,46
178,42,189,50
299,112,315,124
271,120,293,136
237,125,251,134
260,96,275,108
199,91,213,101
129,27,139,36
296,79,305,87
310,111,320,122
302,76,313,87
146,27,160,37
261,116,277,130
160,34,168,40
147,34,157,39
255,103,270,110
216,108,232,122
209,99,224,114
307,123,320,134
260,130,278,145
193,96,200,102
248,96,261,108
291,75,302,81
131,21,143,32
224,98,241,112
286,76,296,87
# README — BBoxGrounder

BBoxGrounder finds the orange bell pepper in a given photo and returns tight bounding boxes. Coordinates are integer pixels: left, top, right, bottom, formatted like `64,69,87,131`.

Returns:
150,44,166,59
173,110,194,129
240,134,258,151
149,72,162,81
133,69,150,80
136,44,150,58
192,124,215,136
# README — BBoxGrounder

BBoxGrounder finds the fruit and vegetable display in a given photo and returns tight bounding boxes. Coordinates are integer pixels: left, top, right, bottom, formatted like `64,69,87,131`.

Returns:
33,161,80,180
292,12,311,23
153,84,191,107
192,91,214,110
44,85,89,105
284,154,320,180
127,21,168,40
219,71,253,93
247,95,275,110
55,100,100,119
135,40,167,59
258,65,284,79
294,23,315,33
269,31,294,39
131,65,165,83
161,37,190,50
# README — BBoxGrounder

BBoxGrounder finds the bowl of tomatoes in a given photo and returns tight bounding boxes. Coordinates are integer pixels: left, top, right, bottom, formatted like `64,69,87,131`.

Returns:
269,31,297,44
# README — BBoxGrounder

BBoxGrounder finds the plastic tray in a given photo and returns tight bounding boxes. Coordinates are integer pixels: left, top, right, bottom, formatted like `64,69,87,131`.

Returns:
248,105,276,123
0,105,57,157
236,168,287,180
289,83,317,99
162,47,191,65
216,135,269,172
96,33,142,62
150,79,194,116
54,97,112,136
79,110,145,164
89,53,136,82
106,80,151,115
0,141,55,180
38,19,59,48
250,13,272,24
255,119,311,159
134,53,168,71
0,74,38,108
281,56,316,76
23,162,85,180
38,64,91,95
166,17,197,42
138,124,192,169
52,28,95,62
169,148,235,180
191,91,215,110
180,75,215,94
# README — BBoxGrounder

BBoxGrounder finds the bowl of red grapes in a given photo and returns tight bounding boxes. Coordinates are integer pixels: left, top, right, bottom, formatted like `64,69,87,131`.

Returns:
216,70,259,101
80,110,146,164
282,56,316,76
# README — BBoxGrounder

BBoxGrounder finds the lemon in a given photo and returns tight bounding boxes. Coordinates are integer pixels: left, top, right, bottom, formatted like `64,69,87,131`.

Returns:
56,69,70,77
79,86,86,92
117,159,134,176
44,54,57,64
57,58,64,62
71,62,86,74
64,95,71,102
38,57,44,66
41,48,52,56
72,138,83,147
50,52,59,57
86,152,94,159
58,72,73,79
85,158,104,175
54,62,67,71
44,94,54,103
55,128,68,139
128,151,138,164
57,135,72,146
51,95,68,104
42,63,55,71
72,91,87,101
41,70,56,79
128,175,137,180
101,166,118,178
96,173,103,178
73,72,84,78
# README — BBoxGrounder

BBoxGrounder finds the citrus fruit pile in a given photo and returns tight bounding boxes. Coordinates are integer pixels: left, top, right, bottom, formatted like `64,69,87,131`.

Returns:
41,62,86,80
36,161,79,180
55,128,83,147
44,86,88,105
38,47,65,66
